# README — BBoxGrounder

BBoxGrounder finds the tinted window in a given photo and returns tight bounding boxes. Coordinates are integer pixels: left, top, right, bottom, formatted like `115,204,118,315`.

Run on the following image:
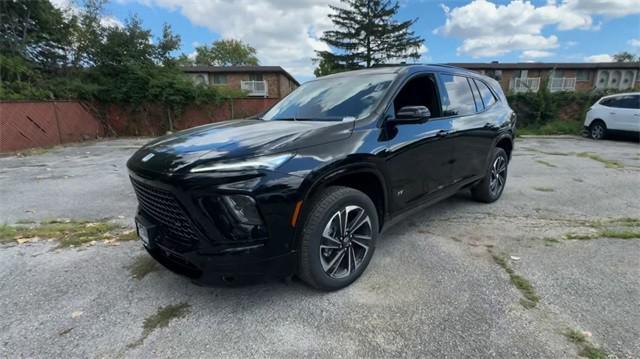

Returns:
439,74,476,116
475,80,497,108
600,98,613,107
616,95,639,109
601,95,639,109
470,79,484,112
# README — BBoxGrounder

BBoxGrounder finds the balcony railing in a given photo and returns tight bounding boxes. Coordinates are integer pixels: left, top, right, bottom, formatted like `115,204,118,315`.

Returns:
548,77,576,92
241,80,268,97
511,78,540,93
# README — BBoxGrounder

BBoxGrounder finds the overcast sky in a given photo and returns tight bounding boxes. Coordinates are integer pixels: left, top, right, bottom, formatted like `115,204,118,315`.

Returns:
55,0,640,82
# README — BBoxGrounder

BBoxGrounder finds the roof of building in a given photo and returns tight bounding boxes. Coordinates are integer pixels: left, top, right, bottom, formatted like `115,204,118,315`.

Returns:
181,65,299,85
447,62,640,70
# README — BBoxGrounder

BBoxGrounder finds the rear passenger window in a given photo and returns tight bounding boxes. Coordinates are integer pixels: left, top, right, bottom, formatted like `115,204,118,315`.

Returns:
607,95,639,109
439,74,476,116
475,80,497,108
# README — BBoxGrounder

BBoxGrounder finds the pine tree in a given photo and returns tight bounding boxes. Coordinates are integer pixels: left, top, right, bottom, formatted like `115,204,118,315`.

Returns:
315,0,424,76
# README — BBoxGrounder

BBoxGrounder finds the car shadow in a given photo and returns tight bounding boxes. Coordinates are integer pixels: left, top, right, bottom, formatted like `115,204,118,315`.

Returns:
603,132,640,143
146,190,480,296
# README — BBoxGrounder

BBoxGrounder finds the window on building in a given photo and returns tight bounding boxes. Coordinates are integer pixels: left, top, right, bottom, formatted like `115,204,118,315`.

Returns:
576,70,591,81
475,79,497,108
486,69,502,81
193,74,207,85
249,73,263,81
213,73,227,84
438,74,477,117
551,70,564,78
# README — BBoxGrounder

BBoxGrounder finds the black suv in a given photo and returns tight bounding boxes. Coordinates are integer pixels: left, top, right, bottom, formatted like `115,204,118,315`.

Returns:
127,65,516,290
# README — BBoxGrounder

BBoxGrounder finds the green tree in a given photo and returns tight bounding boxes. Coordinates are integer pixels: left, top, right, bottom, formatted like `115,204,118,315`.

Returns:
95,15,155,66
71,0,107,67
174,53,195,66
194,39,259,66
0,0,75,81
155,23,181,66
315,0,424,76
613,51,637,62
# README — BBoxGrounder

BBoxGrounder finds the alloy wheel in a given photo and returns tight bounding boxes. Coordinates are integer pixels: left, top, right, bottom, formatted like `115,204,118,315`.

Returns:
591,124,604,139
319,205,373,279
489,155,507,196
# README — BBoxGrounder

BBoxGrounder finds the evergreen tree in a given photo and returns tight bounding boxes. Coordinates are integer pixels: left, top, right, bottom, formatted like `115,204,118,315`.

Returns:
315,0,424,76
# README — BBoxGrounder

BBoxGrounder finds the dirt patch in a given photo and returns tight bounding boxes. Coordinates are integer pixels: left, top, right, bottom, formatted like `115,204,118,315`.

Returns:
0,220,136,248
128,255,160,280
491,253,540,309
564,328,608,359
128,303,191,348
577,152,624,169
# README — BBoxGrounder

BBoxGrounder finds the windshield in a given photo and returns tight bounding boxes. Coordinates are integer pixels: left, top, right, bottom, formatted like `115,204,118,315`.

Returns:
261,74,395,121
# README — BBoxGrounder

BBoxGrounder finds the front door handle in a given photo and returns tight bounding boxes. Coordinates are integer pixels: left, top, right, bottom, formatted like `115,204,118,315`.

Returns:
436,130,450,137
609,112,616,115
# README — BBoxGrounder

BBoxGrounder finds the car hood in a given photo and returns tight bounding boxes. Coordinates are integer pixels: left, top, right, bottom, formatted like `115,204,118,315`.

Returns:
128,119,353,174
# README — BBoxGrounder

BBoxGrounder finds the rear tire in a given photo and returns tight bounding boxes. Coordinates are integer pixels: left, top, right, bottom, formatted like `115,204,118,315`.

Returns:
471,148,508,203
589,121,606,140
297,186,378,291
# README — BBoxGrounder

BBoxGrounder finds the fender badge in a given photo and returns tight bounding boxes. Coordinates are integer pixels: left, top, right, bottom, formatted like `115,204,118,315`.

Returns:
141,153,155,162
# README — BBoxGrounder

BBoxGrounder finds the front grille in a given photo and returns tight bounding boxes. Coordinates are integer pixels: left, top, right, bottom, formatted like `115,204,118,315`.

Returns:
130,177,199,247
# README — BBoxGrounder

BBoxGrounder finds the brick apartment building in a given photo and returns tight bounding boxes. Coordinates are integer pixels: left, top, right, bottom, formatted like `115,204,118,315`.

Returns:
182,66,299,99
449,62,640,94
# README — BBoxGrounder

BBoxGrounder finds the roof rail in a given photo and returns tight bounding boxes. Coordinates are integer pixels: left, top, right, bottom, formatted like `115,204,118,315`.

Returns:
370,63,416,68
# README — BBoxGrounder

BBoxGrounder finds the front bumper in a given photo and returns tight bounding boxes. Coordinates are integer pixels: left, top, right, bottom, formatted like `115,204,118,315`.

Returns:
128,167,304,285
142,231,296,285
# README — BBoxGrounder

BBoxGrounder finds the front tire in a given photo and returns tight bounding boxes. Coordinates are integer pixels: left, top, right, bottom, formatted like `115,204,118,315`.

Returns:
590,121,606,140
471,148,508,203
297,186,378,291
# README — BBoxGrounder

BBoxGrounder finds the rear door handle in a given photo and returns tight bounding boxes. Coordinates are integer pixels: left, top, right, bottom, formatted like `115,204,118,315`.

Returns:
436,130,450,137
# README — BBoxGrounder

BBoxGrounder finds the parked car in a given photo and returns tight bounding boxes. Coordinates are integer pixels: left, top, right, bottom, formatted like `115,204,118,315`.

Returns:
584,92,640,139
127,65,516,291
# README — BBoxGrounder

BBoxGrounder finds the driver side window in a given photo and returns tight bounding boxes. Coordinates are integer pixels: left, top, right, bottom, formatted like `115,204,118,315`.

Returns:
392,74,441,118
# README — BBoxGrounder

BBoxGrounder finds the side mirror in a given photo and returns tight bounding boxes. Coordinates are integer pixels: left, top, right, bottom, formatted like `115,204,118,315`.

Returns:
392,106,431,124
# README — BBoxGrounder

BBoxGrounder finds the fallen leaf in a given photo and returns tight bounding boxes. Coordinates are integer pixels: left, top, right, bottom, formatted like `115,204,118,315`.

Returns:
71,311,83,318
16,237,40,244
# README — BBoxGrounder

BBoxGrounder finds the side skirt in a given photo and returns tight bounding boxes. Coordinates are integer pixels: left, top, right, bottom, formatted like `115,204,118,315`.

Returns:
381,175,482,234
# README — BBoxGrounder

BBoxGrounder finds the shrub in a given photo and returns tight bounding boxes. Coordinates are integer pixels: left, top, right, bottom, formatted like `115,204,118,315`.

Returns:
507,86,634,135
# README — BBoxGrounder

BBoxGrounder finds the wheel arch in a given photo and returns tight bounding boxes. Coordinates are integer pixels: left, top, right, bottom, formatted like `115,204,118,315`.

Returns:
297,162,388,234
495,135,513,160
589,118,607,128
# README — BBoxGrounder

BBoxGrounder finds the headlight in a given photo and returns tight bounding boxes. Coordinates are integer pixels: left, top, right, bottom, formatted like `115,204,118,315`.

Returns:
190,153,293,173
221,195,263,225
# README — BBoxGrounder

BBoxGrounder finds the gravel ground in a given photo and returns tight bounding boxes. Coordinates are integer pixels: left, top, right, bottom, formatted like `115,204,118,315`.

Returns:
0,136,639,358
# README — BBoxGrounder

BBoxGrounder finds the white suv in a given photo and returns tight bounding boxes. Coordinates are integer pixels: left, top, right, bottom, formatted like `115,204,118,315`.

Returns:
584,92,640,139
